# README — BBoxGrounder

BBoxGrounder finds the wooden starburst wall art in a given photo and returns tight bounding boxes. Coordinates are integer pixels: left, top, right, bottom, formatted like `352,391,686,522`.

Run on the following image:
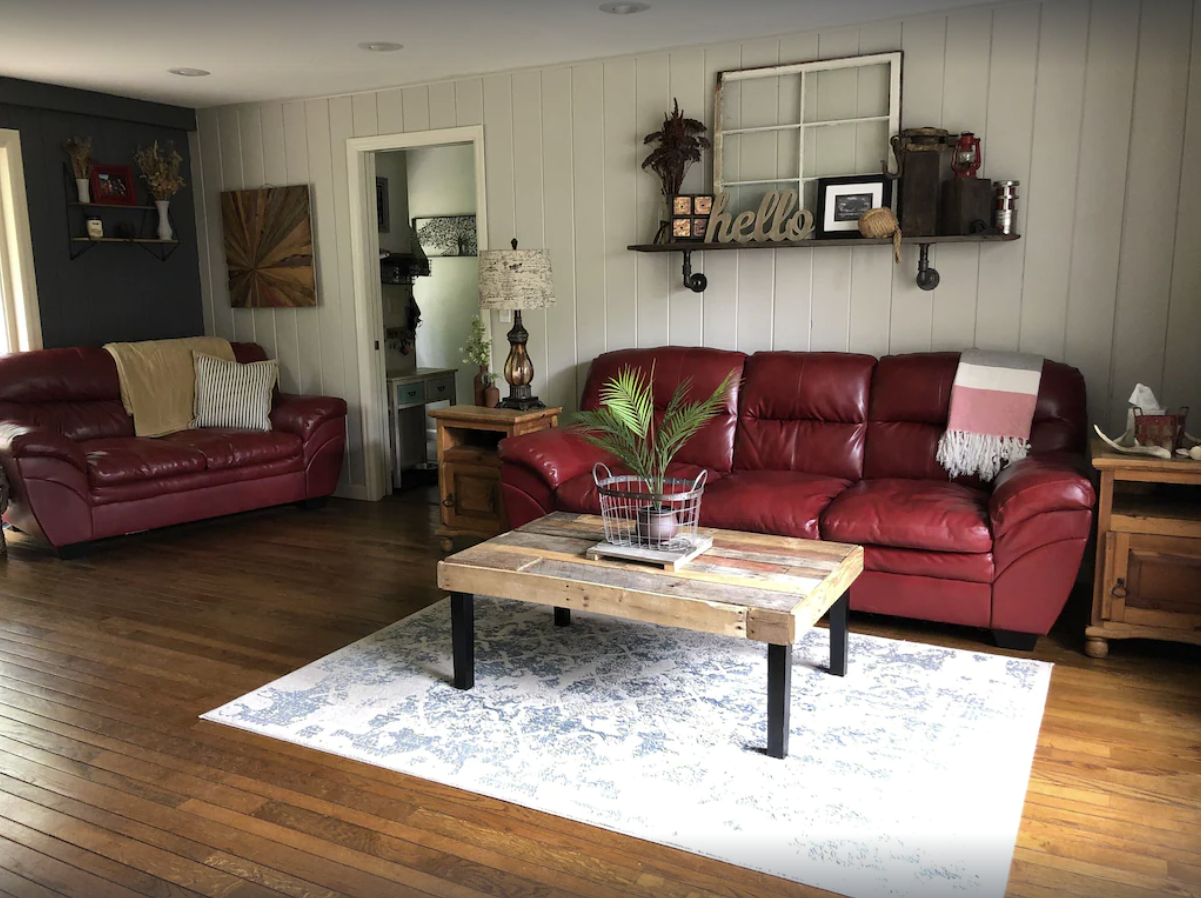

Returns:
220,185,317,307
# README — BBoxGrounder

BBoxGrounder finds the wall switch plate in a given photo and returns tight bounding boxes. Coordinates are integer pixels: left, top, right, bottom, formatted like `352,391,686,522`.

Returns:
499,310,511,323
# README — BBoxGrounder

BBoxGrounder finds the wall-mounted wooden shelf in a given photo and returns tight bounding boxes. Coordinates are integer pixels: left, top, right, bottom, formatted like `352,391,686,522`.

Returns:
69,237,180,261
70,237,178,244
69,202,160,212
629,233,1020,292
63,163,179,262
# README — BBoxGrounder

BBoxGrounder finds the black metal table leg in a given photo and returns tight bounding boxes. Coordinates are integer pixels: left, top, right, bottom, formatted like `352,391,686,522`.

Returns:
451,592,474,690
554,607,571,627
829,594,849,677
766,642,792,759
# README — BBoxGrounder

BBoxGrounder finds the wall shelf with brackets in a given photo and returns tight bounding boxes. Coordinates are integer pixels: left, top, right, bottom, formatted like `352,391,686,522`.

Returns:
628,233,1020,293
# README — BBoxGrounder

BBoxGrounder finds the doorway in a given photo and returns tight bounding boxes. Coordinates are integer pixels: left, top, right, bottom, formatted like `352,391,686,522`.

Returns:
346,126,488,501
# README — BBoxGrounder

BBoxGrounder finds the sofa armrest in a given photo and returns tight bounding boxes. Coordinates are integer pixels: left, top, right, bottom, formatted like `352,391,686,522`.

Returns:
0,423,87,473
271,394,348,443
989,453,1095,538
498,428,613,491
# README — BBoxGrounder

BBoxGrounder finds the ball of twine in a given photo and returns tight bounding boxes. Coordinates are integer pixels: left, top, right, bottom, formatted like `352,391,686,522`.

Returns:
858,207,902,263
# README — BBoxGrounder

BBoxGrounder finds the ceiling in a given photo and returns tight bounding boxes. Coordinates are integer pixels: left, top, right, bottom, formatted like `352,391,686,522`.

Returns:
1,0,995,109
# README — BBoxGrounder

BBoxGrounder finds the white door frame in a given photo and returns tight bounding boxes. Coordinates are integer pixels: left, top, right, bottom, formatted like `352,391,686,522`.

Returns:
346,125,488,502
0,129,42,353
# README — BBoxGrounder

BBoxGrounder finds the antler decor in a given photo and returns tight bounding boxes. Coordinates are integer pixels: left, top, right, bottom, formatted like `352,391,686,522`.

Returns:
642,99,711,199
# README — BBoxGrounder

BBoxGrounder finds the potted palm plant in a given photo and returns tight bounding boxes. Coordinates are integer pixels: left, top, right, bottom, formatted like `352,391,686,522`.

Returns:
573,365,735,545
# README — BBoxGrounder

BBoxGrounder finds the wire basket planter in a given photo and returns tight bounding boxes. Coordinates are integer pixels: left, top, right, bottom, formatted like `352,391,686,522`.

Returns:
586,463,713,569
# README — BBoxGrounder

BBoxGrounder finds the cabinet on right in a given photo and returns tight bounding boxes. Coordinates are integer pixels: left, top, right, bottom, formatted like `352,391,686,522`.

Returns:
1087,440,1201,658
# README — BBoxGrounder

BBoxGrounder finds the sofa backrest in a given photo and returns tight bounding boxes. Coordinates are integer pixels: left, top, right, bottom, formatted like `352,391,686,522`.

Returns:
734,352,876,481
0,347,132,441
581,347,746,473
863,352,1088,480
0,341,268,442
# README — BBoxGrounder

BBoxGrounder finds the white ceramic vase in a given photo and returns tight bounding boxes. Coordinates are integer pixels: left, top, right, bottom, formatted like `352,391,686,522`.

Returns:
75,178,91,204
155,200,173,241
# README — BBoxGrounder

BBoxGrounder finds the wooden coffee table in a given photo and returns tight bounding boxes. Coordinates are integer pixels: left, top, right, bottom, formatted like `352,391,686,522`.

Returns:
436,512,864,758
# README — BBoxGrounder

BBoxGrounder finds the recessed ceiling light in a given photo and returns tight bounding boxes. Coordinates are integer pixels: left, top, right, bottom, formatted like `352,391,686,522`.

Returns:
168,67,210,77
359,41,403,52
599,2,650,13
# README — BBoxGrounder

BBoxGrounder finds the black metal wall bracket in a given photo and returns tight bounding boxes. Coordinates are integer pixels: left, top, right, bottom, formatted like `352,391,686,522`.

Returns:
915,243,940,291
681,250,707,293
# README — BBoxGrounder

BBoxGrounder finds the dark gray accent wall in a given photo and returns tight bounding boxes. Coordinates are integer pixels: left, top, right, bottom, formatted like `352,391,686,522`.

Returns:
0,78,202,348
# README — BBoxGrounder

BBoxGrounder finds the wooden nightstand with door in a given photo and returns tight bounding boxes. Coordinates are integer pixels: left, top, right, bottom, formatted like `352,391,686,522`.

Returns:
1087,440,1201,658
429,405,561,552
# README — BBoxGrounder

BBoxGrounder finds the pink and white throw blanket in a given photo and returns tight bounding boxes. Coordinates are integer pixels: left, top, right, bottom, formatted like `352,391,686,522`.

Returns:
936,349,1044,481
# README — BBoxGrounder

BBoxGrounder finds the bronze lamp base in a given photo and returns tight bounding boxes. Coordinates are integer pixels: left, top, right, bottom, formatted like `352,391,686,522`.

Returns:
497,310,545,410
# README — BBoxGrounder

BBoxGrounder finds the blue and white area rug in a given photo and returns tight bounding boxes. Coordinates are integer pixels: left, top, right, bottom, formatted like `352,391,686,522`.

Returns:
203,597,1051,898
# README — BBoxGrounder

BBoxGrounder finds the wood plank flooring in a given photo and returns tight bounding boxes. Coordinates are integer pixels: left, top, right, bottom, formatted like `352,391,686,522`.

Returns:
0,489,1197,898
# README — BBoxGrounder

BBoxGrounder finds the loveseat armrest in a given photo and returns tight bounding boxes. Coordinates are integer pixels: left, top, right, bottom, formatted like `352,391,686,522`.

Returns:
271,394,348,443
0,423,87,473
989,452,1095,538
498,427,612,491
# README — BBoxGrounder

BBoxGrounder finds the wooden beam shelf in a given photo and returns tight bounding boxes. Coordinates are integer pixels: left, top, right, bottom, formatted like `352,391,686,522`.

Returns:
629,233,1020,293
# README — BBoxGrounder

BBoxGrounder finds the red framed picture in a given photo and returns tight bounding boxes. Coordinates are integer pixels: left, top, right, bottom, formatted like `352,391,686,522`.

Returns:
89,164,139,206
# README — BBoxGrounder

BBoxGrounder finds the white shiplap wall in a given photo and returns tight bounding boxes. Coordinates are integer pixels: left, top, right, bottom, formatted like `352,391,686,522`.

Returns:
192,0,1201,498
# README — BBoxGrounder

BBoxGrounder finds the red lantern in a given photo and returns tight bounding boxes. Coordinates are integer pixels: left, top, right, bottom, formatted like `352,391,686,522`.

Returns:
952,132,982,178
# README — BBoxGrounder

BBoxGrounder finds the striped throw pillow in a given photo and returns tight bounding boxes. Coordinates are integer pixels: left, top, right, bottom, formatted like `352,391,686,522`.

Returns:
191,352,279,431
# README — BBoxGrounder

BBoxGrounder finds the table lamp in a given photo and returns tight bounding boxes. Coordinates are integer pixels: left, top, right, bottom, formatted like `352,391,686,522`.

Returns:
477,239,555,410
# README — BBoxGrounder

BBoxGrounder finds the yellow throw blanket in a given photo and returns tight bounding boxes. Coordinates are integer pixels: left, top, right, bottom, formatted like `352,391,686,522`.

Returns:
103,337,236,437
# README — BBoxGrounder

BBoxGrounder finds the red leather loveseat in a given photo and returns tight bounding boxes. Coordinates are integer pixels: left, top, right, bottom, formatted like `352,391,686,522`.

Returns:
0,342,346,556
499,348,1096,649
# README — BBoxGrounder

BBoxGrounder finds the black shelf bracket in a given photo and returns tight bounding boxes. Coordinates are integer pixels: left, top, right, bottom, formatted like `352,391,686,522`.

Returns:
915,243,940,291
681,250,707,293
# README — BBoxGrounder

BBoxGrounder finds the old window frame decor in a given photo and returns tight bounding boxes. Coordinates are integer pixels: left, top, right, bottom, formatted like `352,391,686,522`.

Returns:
220,184,317,308
713,52,901,212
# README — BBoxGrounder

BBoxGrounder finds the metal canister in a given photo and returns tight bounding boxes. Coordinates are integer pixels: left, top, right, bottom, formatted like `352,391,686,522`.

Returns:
993,180,1020,235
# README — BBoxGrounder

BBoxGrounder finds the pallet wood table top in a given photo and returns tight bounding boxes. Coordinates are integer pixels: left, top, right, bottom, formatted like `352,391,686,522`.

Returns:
436,512,864,645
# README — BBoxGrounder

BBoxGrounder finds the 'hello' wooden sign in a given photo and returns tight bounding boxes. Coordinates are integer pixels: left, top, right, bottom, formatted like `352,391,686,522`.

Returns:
705,189,815,244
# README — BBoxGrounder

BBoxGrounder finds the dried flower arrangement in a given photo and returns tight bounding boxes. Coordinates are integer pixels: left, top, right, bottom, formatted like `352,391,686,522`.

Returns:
135,141,186,201
63,137,93,179
641,100,711,200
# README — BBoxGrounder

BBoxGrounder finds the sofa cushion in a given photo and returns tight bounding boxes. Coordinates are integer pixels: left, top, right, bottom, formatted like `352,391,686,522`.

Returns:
83,438,207,488
581,347,746,473
865,546,994,584
700,470,850,540
734,352,875,481
821,478,993,553
556,462,719,516
160,429,302,471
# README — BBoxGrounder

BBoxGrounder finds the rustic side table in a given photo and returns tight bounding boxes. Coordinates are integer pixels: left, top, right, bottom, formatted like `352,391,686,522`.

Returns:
429,405,561,552
1087,439,1201,658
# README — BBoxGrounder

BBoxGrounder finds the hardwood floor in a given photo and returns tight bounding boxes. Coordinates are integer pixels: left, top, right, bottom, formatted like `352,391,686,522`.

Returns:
0,490,1197,898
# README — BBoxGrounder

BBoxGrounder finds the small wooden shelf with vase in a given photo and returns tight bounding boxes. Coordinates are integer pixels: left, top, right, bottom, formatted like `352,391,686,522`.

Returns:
429,405,561,553
1087,439,1201,658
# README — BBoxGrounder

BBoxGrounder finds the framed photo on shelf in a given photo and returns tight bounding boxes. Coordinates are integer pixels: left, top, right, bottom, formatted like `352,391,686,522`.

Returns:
815,175,891,238
89,164,139,206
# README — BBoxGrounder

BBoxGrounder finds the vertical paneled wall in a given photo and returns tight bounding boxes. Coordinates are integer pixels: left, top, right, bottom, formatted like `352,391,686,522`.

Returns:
192,0,1201,498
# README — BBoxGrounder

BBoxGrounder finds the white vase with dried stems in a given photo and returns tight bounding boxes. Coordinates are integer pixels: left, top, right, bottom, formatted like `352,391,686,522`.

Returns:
63,137,93,204
135,141,185,241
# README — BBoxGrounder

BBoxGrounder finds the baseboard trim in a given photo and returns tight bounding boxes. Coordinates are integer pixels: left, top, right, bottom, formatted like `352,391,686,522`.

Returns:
334,483,372,502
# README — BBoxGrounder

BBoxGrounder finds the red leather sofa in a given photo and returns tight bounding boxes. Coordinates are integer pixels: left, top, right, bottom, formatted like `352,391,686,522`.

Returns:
0,342,346,556
498,348,1096,649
